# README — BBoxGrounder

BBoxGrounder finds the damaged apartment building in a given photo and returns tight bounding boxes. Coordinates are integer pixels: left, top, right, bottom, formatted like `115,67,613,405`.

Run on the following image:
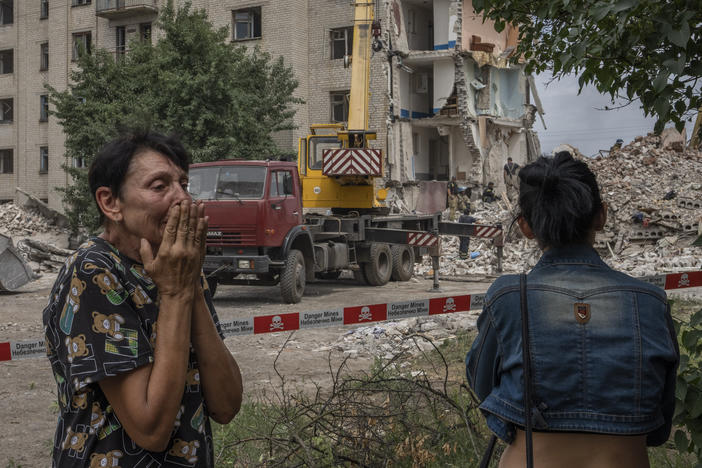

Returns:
0,0,540,211
382,0,542,200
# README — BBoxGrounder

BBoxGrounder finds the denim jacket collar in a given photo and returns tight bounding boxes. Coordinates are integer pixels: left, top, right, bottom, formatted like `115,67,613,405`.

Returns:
532,244,608,269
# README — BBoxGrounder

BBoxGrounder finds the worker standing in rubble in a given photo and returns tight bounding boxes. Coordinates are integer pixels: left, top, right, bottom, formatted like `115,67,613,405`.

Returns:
458,206,476,259
43,131,243,467
447,175,459,220
457,187,471,214
503,157,520,201
466,151,678,467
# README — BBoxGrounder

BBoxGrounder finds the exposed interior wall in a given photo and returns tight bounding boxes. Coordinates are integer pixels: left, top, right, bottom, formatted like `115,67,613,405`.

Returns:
411,126,434,179
432,0,456,50
461,0,518,53
490,67,526,120
403,2,433,50
450,126,472,180
386,0,539,191
433,59,455,113
400,67,433,118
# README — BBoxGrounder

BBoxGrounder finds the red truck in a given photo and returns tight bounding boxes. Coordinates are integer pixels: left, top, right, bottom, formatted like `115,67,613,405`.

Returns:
188,160,503,303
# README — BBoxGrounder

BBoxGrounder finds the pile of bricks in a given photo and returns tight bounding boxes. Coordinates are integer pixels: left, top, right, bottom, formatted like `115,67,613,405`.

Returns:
0,202,70,274
419,132,702,278
0,202,66,238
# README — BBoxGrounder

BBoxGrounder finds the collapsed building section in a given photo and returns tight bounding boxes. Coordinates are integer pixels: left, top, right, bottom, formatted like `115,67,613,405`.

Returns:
383,0,542,204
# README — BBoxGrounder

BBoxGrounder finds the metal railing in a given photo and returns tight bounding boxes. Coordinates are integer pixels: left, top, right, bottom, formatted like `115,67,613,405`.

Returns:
95,0,157,13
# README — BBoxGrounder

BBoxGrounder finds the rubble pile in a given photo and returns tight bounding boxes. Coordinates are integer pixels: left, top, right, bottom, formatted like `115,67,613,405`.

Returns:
418,132,702,278
586,133,702,275
332,312,479,360
0,202,65,237
0,202,70,274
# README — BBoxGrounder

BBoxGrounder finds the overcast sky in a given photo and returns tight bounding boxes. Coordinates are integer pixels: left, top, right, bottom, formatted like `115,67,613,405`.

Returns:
533,74,690,157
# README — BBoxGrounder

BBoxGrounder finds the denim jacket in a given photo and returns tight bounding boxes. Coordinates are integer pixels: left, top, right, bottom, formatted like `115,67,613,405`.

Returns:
466,245,679,446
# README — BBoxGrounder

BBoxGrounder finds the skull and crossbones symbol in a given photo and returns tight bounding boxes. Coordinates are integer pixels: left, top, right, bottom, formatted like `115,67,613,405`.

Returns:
359,306,373,321
678,273,690,288
443,297,456,313
270,315,284,330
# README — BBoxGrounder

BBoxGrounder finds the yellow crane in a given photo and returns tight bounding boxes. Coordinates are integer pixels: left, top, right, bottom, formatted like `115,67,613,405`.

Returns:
297,1,386,211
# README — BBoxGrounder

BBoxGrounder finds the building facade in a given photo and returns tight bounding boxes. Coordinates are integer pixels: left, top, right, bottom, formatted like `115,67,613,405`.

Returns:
0,0,539,212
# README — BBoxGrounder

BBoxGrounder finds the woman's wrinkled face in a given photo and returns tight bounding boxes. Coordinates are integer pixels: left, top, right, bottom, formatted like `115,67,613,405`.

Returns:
116,150,190,250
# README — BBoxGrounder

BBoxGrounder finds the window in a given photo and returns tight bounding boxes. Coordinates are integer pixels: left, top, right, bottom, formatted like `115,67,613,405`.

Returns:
330,90,349,123
40,0,48,19
40,43,48,70
140,22,152,42
71,0,90,5
116,26,126,57
39,146,48,173
0,98,12,123
270,171,294,197
330,27,353,60
40,94,49,122
0,49,11,74
73,156,86,169
0,0,12,25
232,7,261,40
72,32,91,61
0,149,12,174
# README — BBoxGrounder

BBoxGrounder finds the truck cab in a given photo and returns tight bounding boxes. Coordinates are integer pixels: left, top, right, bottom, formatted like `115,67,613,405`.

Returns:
189,160,314,302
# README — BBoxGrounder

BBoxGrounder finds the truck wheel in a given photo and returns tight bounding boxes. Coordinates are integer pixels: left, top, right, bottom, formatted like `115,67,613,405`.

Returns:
280,249,305,303
363,243,392,286
391,245,415,281
353,266,369,285
205,277,218,297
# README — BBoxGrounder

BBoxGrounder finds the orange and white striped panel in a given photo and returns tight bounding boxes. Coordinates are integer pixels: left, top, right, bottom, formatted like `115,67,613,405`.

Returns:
323,149,382,176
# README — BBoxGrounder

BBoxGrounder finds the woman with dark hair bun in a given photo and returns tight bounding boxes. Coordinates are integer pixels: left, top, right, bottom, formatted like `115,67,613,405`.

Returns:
466,151,679,467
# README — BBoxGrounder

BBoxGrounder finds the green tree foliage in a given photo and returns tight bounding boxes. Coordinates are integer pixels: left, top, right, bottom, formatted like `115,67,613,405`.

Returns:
472,0,701,132
48,0,301,232
673,307,702,466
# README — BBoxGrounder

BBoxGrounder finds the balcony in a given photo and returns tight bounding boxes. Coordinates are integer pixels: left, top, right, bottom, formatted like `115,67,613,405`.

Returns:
96,0,158,19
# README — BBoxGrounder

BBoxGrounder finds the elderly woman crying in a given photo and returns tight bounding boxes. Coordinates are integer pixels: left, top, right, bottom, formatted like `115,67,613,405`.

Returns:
43,131,243,467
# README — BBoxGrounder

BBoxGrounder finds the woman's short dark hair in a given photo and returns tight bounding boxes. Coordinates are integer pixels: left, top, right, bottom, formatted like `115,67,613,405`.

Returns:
518,151,603,248
89,131,190,224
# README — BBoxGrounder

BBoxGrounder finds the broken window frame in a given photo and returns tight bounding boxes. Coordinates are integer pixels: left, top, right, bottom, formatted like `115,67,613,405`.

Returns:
39,146,48,173
232,7,262,41
72,31,92,61
0,0,12,25
115,26,126,58
39,94,49,122
40,43,48,71
0,98,12,123
0,149,13,174
330,90,349,123
140,22,152,42
330,27,353,60
0,49,12,74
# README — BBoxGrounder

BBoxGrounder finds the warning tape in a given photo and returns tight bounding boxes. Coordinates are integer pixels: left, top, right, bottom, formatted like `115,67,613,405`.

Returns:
2,270,701,363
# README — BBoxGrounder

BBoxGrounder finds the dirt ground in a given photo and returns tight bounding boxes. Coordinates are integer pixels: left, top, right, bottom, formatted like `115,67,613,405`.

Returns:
0,271,492,467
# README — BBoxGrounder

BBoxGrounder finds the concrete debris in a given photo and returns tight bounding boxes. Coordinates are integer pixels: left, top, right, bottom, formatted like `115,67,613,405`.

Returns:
334,313,479,359
0,202,70,276
426,132,702,278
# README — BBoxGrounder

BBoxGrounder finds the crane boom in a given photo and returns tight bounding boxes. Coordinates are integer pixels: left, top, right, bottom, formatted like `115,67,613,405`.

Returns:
347,1,374,136
297,0,385,211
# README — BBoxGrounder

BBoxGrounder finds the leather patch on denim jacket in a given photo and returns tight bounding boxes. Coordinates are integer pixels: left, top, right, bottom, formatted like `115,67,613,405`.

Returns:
574,303,590,324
